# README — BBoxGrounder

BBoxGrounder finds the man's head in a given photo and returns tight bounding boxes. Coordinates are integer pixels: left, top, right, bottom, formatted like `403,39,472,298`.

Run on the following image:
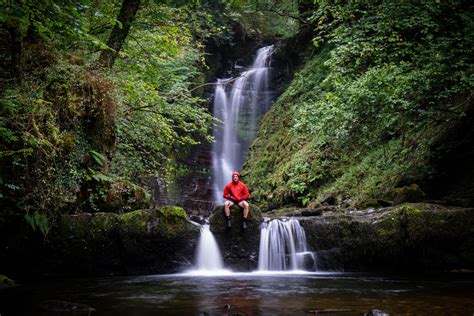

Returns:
232,171,240,183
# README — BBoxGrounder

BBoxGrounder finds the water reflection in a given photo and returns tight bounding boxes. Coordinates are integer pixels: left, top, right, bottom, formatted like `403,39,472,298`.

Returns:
1,273,473,315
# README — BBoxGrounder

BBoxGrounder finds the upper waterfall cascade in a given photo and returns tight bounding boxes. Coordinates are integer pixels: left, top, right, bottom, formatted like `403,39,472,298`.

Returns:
211,46,274,203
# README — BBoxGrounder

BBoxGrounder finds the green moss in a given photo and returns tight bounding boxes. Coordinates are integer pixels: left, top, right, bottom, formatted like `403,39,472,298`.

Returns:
90,212,119,228
120,210,146,227
397,204,423,217
265,206,299,217
144,206,190,238
357,198,382,209
0,275,16,286
88,212,120,237
390,184,426,205
158,206,187,220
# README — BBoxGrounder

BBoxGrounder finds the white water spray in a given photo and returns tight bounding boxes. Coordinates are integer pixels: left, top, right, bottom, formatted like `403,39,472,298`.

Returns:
212,46,274,203
194,224,226,271
258,218,316,271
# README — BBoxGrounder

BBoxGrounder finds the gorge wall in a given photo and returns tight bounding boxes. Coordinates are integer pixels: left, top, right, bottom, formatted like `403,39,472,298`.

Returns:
242,1,474,211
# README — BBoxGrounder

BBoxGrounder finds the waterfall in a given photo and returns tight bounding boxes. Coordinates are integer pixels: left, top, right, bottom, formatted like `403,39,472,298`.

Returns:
258,218,316,271
194,224,226,271
212,45,274,203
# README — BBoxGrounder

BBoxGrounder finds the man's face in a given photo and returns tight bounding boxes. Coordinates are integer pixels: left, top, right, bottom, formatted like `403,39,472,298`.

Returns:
232,174,239,182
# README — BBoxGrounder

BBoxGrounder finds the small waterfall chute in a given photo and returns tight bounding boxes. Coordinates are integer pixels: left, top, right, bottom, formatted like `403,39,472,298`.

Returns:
258,218,316,272
185,224,231,275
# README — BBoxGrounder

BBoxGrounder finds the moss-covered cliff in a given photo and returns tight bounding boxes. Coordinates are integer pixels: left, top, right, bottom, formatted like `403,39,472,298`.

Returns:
0,206,199,277
243,1,473,210
299,203,474,272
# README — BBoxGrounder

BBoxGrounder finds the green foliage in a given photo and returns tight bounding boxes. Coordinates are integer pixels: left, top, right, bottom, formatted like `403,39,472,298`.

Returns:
244,1,473,209
89,150,106,166
108,3,219,182
0,52,119,218
0,1,231,223
0,0,106,49
25,211,49,236
226,0,301,38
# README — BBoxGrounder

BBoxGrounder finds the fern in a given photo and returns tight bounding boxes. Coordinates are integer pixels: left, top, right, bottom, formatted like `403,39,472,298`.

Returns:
24,212,49,237
89,150,106,166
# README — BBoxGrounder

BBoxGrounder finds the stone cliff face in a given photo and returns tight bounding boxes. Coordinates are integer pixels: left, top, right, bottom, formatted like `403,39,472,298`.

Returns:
0,207,200,278
297,203,474,272
207,202,474,273
1,203,471,277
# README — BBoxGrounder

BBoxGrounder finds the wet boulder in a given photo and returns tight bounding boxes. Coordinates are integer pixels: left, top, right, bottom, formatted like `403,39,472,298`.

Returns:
364,309,389,316
300,203,474,272
391,184,426,205
209,205,262,271
47,206,200,275
38,300,95,313
0,275,16,289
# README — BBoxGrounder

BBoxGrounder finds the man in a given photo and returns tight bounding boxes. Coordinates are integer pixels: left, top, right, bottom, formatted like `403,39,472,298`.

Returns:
223,171,250,230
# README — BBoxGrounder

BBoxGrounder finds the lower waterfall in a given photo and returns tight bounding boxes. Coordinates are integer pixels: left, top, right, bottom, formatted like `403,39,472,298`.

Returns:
187,218,315,275
191,224,229,274
258,218,316,271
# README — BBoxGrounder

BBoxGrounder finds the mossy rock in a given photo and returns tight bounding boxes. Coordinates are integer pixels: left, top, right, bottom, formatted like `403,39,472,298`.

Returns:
301,203,474,272
46,206,199,275
103,180,151,212
118,206,190,237
119,210,147,231
90,212,120,231
158,206,187,221
209,204,262,235
263,206,299,217
116,206,199,274
0,275,16,288
209,204,263,271
356,198,382,209
443,196,474,207
391,184,426,205
150,206,191,238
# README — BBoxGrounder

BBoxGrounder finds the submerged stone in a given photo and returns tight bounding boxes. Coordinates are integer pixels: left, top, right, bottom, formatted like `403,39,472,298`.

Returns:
38,300,95,312
364,309,389,316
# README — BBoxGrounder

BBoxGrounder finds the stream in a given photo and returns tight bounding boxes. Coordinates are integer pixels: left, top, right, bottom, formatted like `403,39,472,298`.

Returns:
1,272,474,315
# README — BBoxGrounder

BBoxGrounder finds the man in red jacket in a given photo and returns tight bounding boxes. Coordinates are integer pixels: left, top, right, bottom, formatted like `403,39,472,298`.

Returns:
223,171,250,230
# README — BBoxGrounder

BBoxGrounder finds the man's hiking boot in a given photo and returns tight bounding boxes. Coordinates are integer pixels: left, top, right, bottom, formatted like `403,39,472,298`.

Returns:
225,217,232,231
241,218,248,230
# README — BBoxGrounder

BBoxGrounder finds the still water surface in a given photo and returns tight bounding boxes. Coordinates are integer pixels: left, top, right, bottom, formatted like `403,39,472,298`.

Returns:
1,272,474,315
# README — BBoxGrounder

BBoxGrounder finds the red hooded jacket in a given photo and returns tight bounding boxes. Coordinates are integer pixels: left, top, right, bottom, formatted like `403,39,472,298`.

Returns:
223,180,249,201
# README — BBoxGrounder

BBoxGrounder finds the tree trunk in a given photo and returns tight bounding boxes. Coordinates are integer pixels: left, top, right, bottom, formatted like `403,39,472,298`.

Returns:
3,25,22,86
98,0,141,68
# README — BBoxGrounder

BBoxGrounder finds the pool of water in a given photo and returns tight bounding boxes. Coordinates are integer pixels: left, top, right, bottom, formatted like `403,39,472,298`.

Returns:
1,272,473,315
